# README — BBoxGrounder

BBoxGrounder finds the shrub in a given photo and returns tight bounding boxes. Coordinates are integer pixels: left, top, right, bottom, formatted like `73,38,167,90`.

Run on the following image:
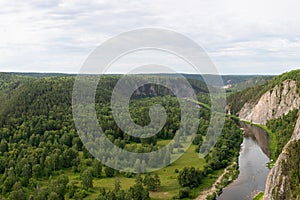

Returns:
178,187,190,199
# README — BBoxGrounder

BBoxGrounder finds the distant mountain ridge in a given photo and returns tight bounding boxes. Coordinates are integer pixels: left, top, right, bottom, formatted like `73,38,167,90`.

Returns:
2,72,272,87
0,73,209,123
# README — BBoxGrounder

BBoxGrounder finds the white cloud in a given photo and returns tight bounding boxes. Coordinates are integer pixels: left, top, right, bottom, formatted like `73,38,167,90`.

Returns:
0,0,300,74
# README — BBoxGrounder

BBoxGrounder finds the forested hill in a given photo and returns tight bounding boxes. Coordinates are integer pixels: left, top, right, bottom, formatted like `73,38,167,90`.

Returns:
0,73,209,121
4,72,271,87
0,73,27,92
227,69,300,114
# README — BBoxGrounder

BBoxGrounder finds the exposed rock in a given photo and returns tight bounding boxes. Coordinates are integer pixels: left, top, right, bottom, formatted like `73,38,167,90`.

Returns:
239,80,300,124
291,114,300,140
264,114,300,200
236,79,300,200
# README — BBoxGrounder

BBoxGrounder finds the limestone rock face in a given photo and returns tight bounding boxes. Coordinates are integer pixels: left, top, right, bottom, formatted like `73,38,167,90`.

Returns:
237,79,300,200
291,114,300,141
263,114,300,200
239,80,300,124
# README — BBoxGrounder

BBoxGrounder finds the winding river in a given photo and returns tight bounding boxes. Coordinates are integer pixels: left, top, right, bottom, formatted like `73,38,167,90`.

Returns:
217,122,270,200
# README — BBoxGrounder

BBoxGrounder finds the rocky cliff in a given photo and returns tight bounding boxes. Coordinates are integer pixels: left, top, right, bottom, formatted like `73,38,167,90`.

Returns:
263,114,300,200
239,80,300,124
235,78,300,200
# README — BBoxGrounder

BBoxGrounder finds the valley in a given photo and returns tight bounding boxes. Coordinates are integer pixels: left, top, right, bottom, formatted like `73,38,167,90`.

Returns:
2,1,300,200
0,70,299,200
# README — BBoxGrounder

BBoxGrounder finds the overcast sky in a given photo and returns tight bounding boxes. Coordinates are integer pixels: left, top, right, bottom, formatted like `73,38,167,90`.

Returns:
1,0,300,74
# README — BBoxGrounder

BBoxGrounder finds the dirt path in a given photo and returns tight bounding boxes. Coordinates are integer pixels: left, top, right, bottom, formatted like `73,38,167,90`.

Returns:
195,163,236,200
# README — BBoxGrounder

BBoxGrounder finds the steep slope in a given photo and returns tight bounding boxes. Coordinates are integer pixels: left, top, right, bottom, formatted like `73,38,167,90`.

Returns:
239,80,300,124
227,69,300,115
264,115,300,200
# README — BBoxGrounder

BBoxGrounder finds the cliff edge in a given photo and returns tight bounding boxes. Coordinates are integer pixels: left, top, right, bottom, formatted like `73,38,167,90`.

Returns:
239,80,300,124
263,114,300,200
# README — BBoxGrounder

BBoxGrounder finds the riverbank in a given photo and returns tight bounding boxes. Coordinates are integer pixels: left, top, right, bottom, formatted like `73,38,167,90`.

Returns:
238,118,276,168
195,161,239,200
217,123,270,200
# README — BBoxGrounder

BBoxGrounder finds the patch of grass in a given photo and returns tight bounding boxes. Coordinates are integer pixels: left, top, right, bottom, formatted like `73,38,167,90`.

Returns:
253,192,264,200
37,141,230,200
190,99,211,110
149,144,207,200
77,144,218,200
157,139,172,148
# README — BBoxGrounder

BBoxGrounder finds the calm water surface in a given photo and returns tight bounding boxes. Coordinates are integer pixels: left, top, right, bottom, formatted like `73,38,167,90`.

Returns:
217,123,270,200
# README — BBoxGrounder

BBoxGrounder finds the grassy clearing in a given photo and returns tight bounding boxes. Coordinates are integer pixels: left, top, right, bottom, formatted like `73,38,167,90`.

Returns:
59,142,219,200
37,138,229,200
150,140,223,199
150,144,206,199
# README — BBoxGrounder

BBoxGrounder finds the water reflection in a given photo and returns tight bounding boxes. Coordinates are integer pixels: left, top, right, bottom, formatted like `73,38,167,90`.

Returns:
217,122,270,200
242,123,271,158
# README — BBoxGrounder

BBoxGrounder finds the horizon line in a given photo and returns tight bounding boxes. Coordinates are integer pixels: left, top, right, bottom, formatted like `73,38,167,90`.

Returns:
0,71,278,76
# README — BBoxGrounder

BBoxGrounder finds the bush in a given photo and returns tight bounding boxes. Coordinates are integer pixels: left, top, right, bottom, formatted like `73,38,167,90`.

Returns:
206,192,216,200
104,167,115,177
177,167,203,188
178,187,190,199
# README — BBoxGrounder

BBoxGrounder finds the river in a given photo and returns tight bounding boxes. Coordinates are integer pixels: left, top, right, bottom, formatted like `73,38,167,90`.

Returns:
217,122,270,200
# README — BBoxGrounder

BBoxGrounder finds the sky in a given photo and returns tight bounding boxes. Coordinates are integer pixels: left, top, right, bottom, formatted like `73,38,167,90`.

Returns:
0,0,300,75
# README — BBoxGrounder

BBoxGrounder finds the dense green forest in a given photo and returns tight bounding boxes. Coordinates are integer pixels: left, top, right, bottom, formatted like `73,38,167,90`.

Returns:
266,109,299,161
0,73,243,199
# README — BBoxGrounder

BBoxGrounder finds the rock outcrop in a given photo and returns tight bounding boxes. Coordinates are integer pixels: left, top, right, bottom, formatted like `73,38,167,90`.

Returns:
291,115,300,140
236,79,300,200
264,114,300,200
239,80,300,124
